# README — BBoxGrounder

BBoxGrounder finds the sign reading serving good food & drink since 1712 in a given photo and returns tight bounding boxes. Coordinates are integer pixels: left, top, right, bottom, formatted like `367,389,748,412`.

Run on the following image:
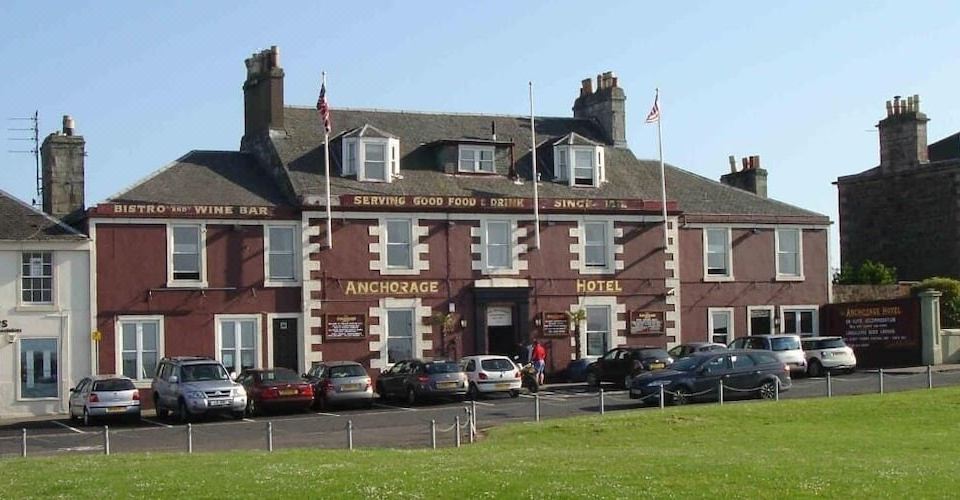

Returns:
630,311,664,335
541,313,570,337
325,314,366,340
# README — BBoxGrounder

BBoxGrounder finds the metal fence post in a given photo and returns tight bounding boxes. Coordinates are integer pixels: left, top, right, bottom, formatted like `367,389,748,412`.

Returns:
826,371,833,398
775,377,780,401
347,420,354,451
471,400,477,438
928,365,933,389
430,419,437,450
659,385,665,409
103,426,110,456
535,393,540,422
879,368,884,394
466,407,474,444
455,416,461,448
187,423,193,454
21,428,26,458
267,421,274,452
599,388,605,415
718,382,724,405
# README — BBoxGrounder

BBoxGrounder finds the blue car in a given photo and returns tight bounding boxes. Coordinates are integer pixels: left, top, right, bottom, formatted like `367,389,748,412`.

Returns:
563,356,599,383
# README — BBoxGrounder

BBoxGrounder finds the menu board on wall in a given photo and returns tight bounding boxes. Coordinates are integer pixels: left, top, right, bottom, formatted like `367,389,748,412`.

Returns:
630,311,664,335
541,312,570,337
325,314,366,340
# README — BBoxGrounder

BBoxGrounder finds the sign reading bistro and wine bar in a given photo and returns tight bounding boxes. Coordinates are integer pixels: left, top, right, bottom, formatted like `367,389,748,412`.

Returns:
629,311,664,335
325,314,366,340
96,203,276,218
541,312,569,337
341,195,677,213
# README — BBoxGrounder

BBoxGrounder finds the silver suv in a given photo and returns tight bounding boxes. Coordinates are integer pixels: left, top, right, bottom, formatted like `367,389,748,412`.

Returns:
728,334,806,375
151,357,246,421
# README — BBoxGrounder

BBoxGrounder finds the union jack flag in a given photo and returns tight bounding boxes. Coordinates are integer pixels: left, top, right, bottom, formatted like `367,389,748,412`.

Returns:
317,82,331,133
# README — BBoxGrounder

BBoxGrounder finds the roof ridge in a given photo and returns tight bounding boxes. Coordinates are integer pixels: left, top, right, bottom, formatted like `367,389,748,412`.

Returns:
104,150,248,203
286,105,592,122
0,187,87,238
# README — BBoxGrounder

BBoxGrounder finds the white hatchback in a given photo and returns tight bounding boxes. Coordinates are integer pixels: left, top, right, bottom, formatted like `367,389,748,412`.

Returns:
459,355,522,399
801,336,857,377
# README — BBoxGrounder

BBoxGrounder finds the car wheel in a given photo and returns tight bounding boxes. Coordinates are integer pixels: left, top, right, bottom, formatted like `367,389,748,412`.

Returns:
672,387,690,406
623,374,634,389
406,387,417,406
316,394,328,411
178,400,192,423
365,399,375,410
246,398,258,417
232,411,245,420
759,380,778,400
82,407,91,426
154,395,169,419
509,389,520,398
808,359,823,378
586,372,599,389
467,383,480,401
376,382,388,402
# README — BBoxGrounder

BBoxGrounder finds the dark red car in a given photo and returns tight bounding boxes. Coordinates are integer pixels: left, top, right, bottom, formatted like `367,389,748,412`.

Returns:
237,368,314,416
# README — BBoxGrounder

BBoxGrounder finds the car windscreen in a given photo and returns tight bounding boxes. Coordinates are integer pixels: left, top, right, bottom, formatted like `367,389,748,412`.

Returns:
635,349,671,360
811,338,846,349
481,358,515,371
670,357,701,371
425,362,462,374
261,369,302,382
771,337,801,351
329,365,367,378
181,364,230,382
93,379,135,391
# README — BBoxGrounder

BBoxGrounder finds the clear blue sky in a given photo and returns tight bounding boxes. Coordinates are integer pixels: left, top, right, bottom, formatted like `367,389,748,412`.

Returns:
2,1,958,270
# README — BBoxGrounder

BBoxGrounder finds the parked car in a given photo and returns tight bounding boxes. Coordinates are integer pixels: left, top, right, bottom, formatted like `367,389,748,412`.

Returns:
69,375,141,425
668,342,726,359
304,361,374,410
376,359,468,404
152,356,246,422
237,368,314,415
459,355,522,399
562,356,599,383
801,336,857,377
629,349,791,405
586,347,673,389
728,334,807,375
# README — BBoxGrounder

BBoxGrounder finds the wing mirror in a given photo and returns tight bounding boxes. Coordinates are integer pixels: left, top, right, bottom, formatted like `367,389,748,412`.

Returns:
168,375,179,384
230,371,238,380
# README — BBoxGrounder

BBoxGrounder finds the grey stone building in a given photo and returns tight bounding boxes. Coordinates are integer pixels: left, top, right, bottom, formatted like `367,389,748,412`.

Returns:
836,96,960,280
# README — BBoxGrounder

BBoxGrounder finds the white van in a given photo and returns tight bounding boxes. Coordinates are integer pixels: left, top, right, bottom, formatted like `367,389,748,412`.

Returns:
728,335,806,375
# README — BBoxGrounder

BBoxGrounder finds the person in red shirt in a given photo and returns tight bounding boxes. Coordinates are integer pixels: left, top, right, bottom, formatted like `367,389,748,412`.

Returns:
531,340,547,385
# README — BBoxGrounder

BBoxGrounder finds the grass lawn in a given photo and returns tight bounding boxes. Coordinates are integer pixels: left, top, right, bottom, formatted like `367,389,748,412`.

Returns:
2,387,959,498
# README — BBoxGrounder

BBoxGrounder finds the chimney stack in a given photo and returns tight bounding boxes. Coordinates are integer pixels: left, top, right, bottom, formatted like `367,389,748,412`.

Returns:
878,93,928,172
572,71,627,148
41,115,85,222
242,45,285,137
721,154,767,198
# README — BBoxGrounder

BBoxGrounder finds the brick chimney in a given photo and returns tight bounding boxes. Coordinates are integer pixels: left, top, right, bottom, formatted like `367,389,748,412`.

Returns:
878,94,928,172
243,46,285,137
720,155,767,198
40,115,85,221
572,72,627,148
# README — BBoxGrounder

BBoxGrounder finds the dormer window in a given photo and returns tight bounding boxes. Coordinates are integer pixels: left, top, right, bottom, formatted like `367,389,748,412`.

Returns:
553,133,605,187
341,125,400,183
458,145,495,173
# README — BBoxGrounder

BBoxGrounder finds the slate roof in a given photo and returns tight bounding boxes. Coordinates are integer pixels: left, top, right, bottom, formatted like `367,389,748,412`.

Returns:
269,106,827,221
109,151,290,206
0,189,86,241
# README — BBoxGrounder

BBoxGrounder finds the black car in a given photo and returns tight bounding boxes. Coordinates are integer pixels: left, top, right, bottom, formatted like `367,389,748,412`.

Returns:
586,347,673,389
375,359,468,404
629,349,791,405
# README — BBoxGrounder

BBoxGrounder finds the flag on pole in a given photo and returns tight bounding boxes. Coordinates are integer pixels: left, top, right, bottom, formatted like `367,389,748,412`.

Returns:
645,90,660,123
317,83,331,133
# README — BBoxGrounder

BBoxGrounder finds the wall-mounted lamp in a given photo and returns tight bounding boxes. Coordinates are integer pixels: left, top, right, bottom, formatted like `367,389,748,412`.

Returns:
459,319,467,329
751,228,759,234
534,317,542,327
448,302,456,313
6,332,18,343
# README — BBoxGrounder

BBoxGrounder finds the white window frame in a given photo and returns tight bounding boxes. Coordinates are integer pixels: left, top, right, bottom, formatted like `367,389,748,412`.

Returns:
342,137,400,182
584,305,612,357
553,145,605,186
578,220,615,274
458,145,496,174
775,227,804,281
703,227,733,281
215,314,262,374
167,223,208,287
264,224,300,286
385,219,414,270
571,296,623,359
16,337,60,400
746,306,776,336
780,306,818,336
708,307,735,345
19,251,54,306
115,315,165,382
384,308,416,365
483,220,513,271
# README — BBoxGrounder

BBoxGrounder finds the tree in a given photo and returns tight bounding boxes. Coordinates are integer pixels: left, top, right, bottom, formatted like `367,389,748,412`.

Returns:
833,260,897,285
912,277,960,328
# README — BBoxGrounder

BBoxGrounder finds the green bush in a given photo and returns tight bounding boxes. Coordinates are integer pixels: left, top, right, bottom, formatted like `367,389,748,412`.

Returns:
912,277,960,328
833,260,897,285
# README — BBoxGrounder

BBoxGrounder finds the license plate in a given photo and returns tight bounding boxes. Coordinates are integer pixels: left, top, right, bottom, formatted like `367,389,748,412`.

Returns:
437,381,457,389
106,406,126,413
340,383,361,392
280,389,298,396
649,363,665,370
495,383,510,390
209,399,231,407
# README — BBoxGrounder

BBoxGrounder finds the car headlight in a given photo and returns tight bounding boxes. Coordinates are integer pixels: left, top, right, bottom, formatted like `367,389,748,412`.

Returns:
186,391,206,399
232,387,245,397
645,380,669,387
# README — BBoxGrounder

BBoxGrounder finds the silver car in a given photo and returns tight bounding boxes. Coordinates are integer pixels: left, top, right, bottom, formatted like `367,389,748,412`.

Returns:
305,361,374,410
69,375,141,425
151,357,246,422
729,334,807,374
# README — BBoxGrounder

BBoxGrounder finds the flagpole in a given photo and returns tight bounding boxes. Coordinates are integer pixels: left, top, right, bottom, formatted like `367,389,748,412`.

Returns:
323,72,333,249
529,81,541,249
656,88,668,251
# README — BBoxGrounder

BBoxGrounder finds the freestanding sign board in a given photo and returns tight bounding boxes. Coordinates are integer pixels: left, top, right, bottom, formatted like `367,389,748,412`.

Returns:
820,298,921,368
